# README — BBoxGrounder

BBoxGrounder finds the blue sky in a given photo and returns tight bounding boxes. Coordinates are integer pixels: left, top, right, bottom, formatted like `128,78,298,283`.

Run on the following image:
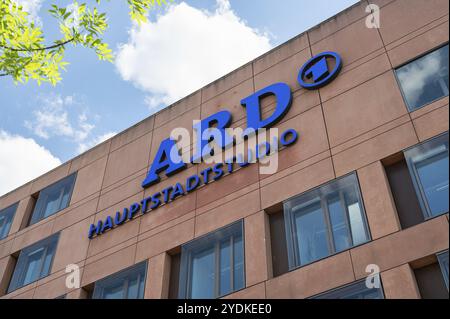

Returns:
0,0,359,195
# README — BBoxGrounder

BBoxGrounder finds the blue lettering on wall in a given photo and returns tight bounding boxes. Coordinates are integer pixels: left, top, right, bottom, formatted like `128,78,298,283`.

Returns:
141,138,187,188
241,82,292,130
88,51,342,239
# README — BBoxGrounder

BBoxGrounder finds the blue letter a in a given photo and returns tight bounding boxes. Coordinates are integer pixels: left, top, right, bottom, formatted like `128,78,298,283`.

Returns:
142,138,187,188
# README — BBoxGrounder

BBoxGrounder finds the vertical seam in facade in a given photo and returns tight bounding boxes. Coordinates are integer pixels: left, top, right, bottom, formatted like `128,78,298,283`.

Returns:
251,61,264,213
82,139,113,285
306,31,336,178
348,250,357,281
373,3,421,143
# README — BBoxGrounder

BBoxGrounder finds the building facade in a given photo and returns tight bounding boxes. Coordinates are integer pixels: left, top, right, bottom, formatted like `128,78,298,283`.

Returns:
0,0,449,299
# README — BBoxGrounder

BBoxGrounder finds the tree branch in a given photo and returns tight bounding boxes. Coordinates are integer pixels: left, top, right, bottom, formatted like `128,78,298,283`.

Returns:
0,38,75,52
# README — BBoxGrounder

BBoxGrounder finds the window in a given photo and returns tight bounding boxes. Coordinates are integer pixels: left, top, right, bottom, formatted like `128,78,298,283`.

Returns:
168,253,181,299
311,280,384,299
284,173,370,269
414,258,449,299
269,210,289,277
396,44,449,111
29,173,76,225
8,233,59,293
178,221,245,299
0,203,17,240
438,251,449,290
404,132,449,219
385,158,425,229
92,262,147,299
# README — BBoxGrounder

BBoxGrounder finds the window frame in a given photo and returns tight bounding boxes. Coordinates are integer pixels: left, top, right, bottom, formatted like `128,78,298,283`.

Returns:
437,250,449,291
310,279,385,299
178,220,245,299
29,173,77,226
0,202,18,240
92,261,147,299
283,172,371,270
394,43,449,112
404,132,449,220
8,233,59,293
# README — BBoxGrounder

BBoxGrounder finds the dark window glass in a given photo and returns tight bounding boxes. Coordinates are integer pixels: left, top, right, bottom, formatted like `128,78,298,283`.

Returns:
404,133,449,219
30,173,76,225
312,280,384,299
396,44,449,111
414,262,449,299
437,251,449,291
168,253,181,299
284,173,370,269
8,233,59,293
0,203,18,239
92,262,147,299
385,159,424,229
179,221,245,299
269,211,289,277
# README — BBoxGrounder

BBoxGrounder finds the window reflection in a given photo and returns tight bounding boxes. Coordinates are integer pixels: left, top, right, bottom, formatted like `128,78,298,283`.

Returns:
0,203,18,240
30,173,77,225
396,44,449,111
179,221,245,299
284,173,370,269
8,234,59,293
404,132,449,218
92,262,147,299
312,280,384,299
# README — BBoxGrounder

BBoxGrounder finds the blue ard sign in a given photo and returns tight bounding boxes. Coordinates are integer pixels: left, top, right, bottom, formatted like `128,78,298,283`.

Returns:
88,51,343,239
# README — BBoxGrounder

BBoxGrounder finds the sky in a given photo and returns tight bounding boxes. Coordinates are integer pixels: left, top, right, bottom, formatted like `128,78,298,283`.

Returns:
0,0,359,196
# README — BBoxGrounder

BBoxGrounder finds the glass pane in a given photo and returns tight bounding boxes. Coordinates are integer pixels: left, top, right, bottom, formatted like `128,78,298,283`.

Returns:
437,251,449,290
233,235,245,291
8,234,59,293
30,174,76,225
219,240,231,296
42,192,62,218
179,221,244,299
285,173,369,270
190,247,215,299
23,249,44,285
313,280,384,299
345,192,369,246
93,262,146,299
294,200,329,265
396,45,449,111
415,152,449,216
40,246,56,279
0,203,18,240
0,216,6,239
405,133,449,218
103,282,125,299
138,274,145,298
328,196,351,252
127,276,140,298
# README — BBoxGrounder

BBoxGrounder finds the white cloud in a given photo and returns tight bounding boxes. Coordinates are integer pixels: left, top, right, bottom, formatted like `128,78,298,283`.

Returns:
0,130,61,196
24,94,95,144
16,0,43,25
116,0,272,114
77,131,117,154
